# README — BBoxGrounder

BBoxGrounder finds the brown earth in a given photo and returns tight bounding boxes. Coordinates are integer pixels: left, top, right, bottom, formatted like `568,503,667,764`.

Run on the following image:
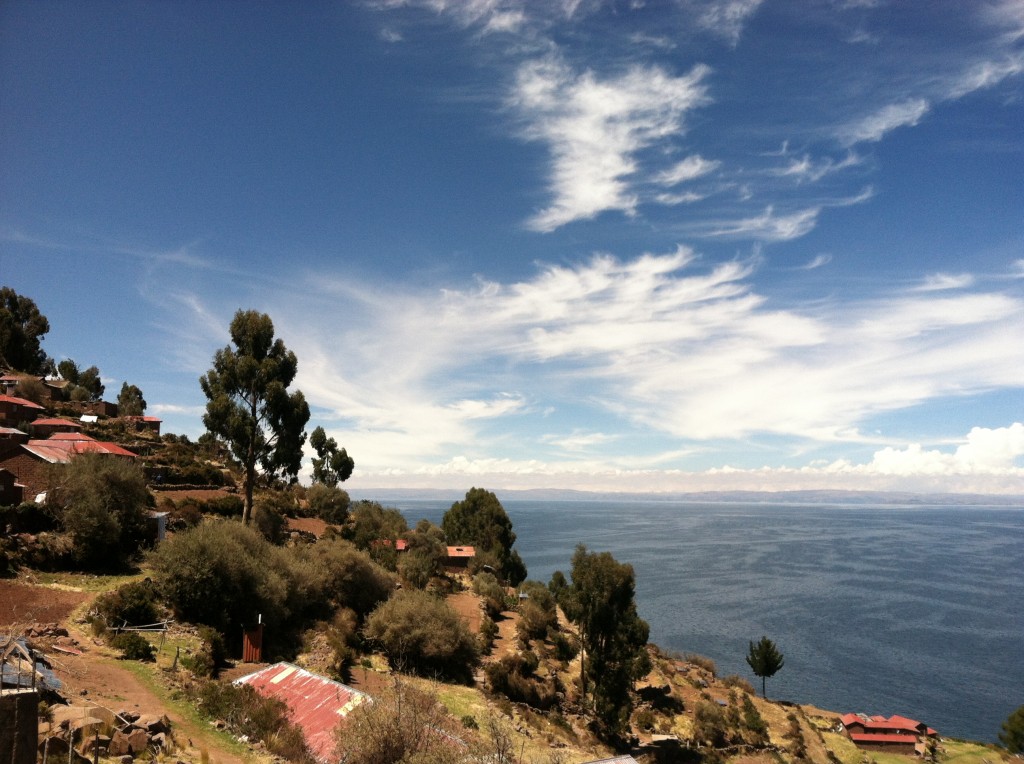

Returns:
0,579,90,626
1,577,249,764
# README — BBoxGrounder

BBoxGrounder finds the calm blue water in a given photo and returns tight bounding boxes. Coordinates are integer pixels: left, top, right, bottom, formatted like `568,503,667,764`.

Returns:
386,499,1023,745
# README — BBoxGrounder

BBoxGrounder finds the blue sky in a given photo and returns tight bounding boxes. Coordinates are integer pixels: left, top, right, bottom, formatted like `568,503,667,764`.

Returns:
2,0,1023,494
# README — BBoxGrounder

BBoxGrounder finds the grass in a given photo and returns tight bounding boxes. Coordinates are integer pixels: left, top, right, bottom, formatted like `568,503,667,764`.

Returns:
22,569,145,592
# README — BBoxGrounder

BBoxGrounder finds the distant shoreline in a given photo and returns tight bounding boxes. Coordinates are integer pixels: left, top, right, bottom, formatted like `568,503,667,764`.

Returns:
348,487,1024,506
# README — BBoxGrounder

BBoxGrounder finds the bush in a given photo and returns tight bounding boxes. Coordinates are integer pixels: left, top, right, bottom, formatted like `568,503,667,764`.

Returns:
51,454,151,570
472,572,507,619
551,631,579,663
306,484,350,524
484,653,558,710
253,500,287,544
111,631,156,662
203,495,243,517
516,581,557,641
364,589,479,682
196,680,312,763
479,615,498,654
692,701,728,747
93,580,161,628
301,537,396,618
150,520,301,646
722,674,756,694
686,653,718,677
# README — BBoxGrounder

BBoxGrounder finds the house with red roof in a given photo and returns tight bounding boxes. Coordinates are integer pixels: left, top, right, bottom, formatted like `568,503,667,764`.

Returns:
29,417,83,438
0,432,137,502
234,662,369,762
123,415,162,435
0,394,46,428
840,713,937,754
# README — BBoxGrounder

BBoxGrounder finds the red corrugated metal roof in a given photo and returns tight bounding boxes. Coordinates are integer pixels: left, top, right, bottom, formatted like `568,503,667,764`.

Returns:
32,418,82,427
446,545,475,558
0,395,46,409
24,437,136,459
234,662,369,762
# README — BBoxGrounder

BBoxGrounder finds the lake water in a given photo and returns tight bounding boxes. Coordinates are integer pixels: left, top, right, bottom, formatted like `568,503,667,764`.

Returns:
386,498,1023,744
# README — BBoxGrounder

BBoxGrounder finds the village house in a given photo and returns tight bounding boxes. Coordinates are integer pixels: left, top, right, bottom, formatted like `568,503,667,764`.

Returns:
840,713,937,755
0,467,25,506
0,432,137,503
0,395,46,428
28,417,82,438
234,662,369,763
123,415,162,436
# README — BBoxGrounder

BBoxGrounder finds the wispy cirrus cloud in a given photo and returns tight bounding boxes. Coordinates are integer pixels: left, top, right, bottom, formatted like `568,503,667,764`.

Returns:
840,98,931,145
693,0,766,44
655,154,721,186
511,58,711,231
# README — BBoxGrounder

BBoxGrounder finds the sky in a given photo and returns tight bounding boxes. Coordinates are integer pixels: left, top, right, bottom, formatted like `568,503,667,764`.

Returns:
2,0,1023,495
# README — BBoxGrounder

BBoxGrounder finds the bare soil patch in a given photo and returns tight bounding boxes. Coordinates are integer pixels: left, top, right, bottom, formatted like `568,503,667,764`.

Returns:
286,516,330,537
0,579,90,627
152,488,236,503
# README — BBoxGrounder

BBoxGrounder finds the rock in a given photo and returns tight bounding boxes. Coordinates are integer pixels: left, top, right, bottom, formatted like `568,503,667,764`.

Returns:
116,709,140,724
136,713,170,735
151,732,167,749
80,735,111,756
109,728,149,757
120,756,134,764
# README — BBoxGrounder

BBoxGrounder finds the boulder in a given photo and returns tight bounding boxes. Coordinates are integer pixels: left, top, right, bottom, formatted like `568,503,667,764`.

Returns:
136,713,170,735
80,734,111,756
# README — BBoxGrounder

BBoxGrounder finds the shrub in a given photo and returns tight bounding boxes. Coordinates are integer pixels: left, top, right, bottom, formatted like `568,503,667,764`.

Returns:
484,653,558,710
722,674,756,694
93,579,161,628
343,501,409,552
472,572,507,619
306,484,350,524
203,495,243,517
150,520,299,645
253,500,287,544
551,631,579,663
364,589,479,682
692,701,728,747
196,680,312,763
685,653,718,677
516,581,557,641
51,454,151,570
302,537,396,618
111,631,156,662
479,615,498,654
183,625,228,678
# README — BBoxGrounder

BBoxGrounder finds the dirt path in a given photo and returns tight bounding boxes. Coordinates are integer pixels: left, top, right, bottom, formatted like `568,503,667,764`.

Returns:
2,578,249,764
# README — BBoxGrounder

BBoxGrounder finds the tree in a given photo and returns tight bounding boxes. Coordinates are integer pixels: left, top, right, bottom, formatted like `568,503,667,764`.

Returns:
309,426,354,487
746,636,785,697
200,310,310,525
563,544,650,739
0,287,51,373
59,359,104,401
51,454,151,570
118,381,147,416
441,488,527,586
306,483,350,524
1001,705,1024,753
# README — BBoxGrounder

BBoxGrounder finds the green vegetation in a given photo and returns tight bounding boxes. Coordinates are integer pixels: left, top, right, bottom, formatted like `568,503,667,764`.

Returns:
364,589,480,682
110,630,157,661
200,309,311,525
117,380,147,415
560,544,650,740
50,453,152,570
309,425,354,487
1001,704,1024,753
442,487,527,585
747,635,785,697
0,286,51,373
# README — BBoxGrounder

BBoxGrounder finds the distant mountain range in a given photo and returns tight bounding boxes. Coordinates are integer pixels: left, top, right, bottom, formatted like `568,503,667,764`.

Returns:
348,487,1024,506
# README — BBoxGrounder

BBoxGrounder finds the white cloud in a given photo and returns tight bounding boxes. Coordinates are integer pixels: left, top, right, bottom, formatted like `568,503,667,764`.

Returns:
694,0,766,44
512,58,711,231
771,152,861,183
840,98,930,145
542,430,617,451
703,206,821,241
914,273,975,292
946,54,1024,99
655,154,720,185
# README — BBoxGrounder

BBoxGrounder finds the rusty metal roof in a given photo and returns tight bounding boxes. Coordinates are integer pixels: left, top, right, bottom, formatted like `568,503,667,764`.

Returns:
234,662,369,762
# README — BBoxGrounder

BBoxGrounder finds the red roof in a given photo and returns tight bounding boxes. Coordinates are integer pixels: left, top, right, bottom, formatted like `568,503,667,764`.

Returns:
446,545,475,558
31,418,82,428
0,395,46,409
23,437,136,461
235,662,368,762
842,713,936,738
47,432,96,441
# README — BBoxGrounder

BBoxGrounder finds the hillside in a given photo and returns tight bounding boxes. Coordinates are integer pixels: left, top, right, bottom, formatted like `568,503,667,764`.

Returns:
1,570,1011,764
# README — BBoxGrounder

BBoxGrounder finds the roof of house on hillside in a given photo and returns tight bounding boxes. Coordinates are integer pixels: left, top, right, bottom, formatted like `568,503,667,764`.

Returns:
0,395,46,409
446,545,475,558
47,432,94,441
234,662,369,763
0,427,26,436
31,418,82,428
23,436,136,462
841,713,936,737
